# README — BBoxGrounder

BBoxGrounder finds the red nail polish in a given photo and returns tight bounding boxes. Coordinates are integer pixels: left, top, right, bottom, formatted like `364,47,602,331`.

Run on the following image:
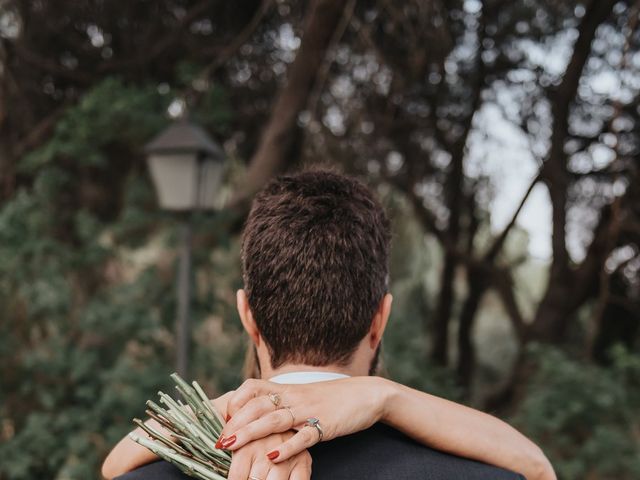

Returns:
221,435,236,448
215,437,224,449
267,450,280,461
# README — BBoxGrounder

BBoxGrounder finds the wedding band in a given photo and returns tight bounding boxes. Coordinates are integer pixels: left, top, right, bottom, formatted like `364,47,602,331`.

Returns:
249,476,262,480
268,392,281,409
283,405,295,426
305,417,324,442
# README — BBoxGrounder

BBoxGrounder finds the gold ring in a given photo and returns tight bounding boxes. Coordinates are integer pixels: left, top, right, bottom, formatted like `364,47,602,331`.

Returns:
283,405,295,426
268,392,281,409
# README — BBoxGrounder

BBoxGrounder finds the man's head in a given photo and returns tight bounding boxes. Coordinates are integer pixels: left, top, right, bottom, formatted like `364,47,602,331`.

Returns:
237,170,393,377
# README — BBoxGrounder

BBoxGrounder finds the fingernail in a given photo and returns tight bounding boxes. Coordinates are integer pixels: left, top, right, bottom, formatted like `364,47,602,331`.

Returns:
225,414,231,422
267,450,280,461
221,435,236,448
215,437,224,449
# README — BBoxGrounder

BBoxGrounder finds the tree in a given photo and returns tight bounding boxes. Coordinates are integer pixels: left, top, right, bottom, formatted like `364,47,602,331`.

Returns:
1,0,639,478
293,0,640,394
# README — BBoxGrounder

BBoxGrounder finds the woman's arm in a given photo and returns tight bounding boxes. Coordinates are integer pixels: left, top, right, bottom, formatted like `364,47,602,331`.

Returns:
381,380,554,480
220,377,556,480
101,418,167,479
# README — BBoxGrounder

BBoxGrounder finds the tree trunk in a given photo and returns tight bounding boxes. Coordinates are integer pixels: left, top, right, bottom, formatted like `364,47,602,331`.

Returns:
0,40,15,201
529,0,618,343
456,270,486,390
431,251,456,365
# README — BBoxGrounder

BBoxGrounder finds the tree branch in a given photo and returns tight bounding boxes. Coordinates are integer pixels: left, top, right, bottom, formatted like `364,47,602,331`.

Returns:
231,0,354,202
492,266,526,340
484,172,541,261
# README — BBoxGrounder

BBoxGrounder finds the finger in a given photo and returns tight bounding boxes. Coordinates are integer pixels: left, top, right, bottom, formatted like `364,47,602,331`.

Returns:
289,461,313,480
247,458,271,480
221,395,279,439
227,379,283,418
224,409,296,451
265,462,291,480
267,427,320,464
227,449,253,480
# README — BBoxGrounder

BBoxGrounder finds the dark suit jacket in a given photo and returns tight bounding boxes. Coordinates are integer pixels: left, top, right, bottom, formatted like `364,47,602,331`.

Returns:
116,423,525,480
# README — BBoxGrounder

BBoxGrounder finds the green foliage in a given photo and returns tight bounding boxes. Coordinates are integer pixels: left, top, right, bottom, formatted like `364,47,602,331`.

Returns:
513,345,640,480
0,180,176,477
174,61,233,134
20,77,169,173
0,75,241,480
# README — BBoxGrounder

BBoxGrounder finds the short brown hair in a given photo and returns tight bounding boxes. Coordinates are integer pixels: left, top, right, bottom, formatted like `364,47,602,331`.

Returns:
241,170,391,369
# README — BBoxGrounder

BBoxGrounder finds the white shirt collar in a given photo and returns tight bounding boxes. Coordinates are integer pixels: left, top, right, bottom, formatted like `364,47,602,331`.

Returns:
269,371,350,384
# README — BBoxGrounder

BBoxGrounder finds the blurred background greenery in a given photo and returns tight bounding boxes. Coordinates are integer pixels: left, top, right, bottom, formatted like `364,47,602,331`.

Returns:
0,0,639,479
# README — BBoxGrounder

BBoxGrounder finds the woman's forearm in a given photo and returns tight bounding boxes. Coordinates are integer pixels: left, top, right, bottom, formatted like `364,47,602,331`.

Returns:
101,420,162,479
377,378,556,480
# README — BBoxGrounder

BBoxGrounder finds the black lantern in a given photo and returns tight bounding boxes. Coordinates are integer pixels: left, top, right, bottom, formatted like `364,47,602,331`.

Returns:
145,120,225,211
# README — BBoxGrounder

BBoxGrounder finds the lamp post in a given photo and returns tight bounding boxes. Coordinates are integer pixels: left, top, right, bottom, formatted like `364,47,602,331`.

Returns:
145,120,225,377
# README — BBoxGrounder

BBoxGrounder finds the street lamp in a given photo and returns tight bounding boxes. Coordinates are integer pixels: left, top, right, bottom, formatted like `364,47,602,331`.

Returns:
145,120,226,377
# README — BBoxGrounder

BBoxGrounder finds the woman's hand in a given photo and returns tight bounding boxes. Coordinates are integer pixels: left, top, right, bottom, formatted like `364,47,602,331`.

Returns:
218,377,392,463
227,430,312,480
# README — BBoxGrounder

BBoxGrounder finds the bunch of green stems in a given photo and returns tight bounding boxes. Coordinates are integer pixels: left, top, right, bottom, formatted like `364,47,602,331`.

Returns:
129,373,231,480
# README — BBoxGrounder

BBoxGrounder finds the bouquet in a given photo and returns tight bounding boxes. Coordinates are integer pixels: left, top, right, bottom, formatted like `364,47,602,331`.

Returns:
128,373,231,480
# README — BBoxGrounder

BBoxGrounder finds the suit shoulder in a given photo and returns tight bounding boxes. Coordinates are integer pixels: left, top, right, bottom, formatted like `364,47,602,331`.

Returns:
310,423,526,480
114,461,189,480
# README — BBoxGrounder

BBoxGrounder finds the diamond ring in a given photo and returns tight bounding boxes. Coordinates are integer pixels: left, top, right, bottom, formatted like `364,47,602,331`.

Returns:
305,417,324,442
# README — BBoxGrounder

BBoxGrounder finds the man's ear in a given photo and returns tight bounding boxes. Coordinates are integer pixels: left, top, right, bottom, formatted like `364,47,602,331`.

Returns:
369,293,393,349
237,289,260,346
